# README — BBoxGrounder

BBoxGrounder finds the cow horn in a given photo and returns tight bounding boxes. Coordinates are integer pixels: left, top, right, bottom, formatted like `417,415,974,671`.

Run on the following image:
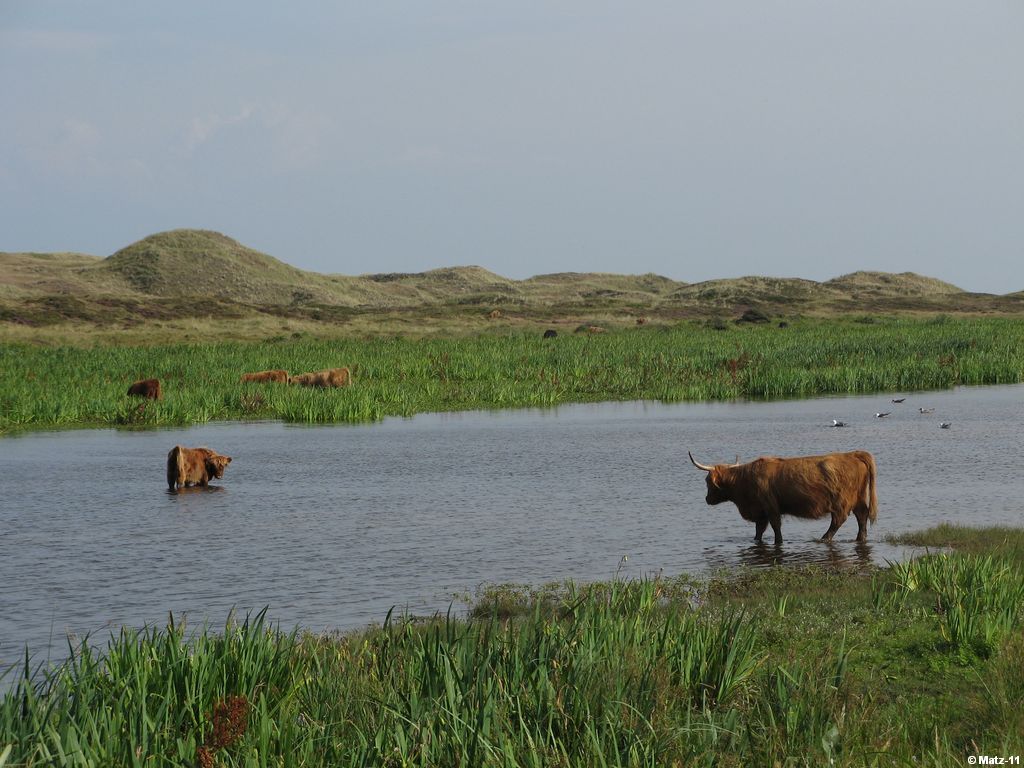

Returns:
688,451,715,472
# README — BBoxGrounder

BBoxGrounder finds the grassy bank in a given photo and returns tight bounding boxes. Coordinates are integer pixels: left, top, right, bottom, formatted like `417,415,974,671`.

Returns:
3,316,1024,433
2,526,1022,766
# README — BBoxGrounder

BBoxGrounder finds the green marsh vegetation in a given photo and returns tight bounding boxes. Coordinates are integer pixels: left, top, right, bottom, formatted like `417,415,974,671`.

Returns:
3,526,1022,765
3,316,1024,433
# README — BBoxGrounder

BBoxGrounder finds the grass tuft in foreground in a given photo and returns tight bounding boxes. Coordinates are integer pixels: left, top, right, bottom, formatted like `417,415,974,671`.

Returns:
2,526,1022,766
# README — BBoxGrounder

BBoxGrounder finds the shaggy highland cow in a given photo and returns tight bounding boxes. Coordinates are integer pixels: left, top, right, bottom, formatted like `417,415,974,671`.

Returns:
240,369,289,384
167,446,232,491
688,450,878,545
288,367,351,388
127,378,162,399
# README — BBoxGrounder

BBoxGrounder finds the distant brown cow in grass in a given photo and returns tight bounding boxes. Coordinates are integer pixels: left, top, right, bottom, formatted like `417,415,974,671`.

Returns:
289,367,352,388
167,446,232,491
240,369,289,384
127,378,162,399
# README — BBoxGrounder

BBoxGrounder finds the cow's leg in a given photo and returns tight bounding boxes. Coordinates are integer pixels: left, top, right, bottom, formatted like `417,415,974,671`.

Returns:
769,515,783,545
854,510,869,542
754,518,768,542
820,519,841,542
821,505,850,542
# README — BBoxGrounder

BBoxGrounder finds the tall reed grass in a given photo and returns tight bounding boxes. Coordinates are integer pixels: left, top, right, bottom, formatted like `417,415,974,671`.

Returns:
882,553,1024,658
4,556,1022,766
3,317,1024,433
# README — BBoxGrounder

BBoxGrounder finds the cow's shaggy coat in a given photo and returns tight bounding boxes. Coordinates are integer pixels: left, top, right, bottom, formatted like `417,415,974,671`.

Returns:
167,446,232,491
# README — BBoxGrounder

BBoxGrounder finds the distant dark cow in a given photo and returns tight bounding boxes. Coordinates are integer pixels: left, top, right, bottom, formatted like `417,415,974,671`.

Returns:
240,369,289,384
167,445,232,491
543,329,557,339
688,450,878,544
127,378,161,399
289,367,351,388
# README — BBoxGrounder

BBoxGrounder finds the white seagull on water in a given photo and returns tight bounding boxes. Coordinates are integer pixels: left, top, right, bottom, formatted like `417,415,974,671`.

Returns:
919,407,934,414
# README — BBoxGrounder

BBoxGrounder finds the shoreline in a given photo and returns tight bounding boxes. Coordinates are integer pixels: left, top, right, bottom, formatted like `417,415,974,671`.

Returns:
3,525,1022,764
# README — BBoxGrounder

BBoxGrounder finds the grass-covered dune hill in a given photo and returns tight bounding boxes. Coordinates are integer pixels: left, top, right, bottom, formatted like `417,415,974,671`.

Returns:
3,228,1023,344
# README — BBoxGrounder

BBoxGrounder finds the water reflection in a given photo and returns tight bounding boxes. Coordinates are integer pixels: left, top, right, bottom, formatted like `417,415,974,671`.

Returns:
733,541,875,570
166,486,226,496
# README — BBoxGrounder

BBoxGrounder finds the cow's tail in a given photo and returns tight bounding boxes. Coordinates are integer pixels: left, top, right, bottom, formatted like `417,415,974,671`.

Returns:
167,445,184,490
862,451,878,524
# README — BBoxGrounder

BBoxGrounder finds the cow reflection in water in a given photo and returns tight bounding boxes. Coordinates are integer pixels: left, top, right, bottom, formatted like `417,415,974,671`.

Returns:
166,485,226,496
737,540,873,570
689,450,879,545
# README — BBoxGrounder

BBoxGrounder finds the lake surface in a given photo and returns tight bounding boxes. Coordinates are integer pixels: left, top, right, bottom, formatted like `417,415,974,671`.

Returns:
2,384,1022,668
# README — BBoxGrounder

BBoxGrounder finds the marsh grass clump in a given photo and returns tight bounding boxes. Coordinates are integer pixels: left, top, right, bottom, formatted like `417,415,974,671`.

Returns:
882,554,1024,659
1,610,295,767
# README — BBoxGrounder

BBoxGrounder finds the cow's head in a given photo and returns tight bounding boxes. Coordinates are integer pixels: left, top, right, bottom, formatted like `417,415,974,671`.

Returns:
688,451,737,505
205,453,232,479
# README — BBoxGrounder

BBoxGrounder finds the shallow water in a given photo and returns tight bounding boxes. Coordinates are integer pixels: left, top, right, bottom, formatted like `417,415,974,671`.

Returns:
2,384,1021,666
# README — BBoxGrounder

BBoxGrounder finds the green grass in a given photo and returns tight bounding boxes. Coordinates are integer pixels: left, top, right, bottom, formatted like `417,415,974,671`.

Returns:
3,526,1022,766
3,316,1024,433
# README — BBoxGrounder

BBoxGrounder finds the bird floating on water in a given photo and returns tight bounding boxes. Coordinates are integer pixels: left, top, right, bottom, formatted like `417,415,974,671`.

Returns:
875,412,891,418
940,422,951,429
919,407,935,414
892,398,906,403
832,419,847,427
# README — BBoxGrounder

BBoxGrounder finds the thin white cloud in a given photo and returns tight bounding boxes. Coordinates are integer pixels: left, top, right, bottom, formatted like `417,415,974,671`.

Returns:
263,106,327,170
185,105,256,152
44,118,103,175
184,104,326,170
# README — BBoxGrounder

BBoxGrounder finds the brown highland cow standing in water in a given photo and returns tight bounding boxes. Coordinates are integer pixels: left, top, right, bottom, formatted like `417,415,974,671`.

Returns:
288,367,351,388
167,446,232,491
688,450,878,545
127,378,162,399
240,369,289,383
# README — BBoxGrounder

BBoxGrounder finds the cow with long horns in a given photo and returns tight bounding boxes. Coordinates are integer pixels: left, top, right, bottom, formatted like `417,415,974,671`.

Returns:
688,450,878,545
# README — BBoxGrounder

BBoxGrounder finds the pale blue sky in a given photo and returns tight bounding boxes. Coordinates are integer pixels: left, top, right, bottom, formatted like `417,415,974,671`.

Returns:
2,2,1022,292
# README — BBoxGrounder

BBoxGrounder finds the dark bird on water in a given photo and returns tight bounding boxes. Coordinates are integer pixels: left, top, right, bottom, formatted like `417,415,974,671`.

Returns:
832,419,847,428
919,407,935,414
940,422,951,429
892,398,905,403
875,412,891,418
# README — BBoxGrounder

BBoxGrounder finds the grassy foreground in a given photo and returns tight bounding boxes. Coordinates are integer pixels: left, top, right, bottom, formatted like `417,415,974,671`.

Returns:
2,526,1023,766
3,316,1024,433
